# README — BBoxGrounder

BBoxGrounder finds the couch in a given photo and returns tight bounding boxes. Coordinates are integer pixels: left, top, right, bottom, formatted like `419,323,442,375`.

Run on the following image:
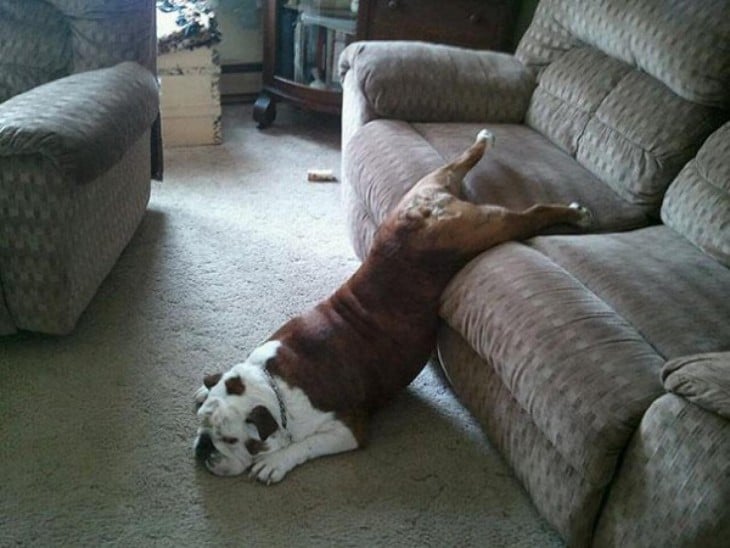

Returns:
339,0,729,545
0,0,161,335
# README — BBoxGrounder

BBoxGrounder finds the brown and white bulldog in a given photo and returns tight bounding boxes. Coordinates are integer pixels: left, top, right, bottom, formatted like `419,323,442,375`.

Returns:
194,129,593,483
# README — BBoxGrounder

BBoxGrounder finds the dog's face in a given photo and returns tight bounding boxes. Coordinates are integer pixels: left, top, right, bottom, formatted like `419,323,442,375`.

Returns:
194,366,281,476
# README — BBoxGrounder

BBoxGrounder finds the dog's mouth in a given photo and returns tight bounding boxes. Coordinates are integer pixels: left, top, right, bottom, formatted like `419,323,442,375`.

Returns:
194,432,216,462
194,432,250,476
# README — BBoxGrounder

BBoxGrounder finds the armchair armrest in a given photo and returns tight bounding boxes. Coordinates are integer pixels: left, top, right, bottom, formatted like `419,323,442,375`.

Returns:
0,62,158,185
662,352,730,419
339,41,535,147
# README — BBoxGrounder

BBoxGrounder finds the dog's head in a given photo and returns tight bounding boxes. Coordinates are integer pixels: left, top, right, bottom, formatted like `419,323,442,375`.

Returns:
193,342,283,476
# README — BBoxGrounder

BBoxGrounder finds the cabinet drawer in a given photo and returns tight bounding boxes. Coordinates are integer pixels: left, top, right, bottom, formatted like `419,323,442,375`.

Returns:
362,0,516,51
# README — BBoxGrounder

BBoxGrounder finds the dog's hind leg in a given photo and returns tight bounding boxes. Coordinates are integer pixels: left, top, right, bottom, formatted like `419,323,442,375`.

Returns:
451,201,595,255
434,129,496,194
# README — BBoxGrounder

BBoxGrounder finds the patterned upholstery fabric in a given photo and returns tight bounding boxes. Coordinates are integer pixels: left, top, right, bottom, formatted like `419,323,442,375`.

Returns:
339,41,535,150
340,0,730,544
0,133,151,334
0,0,71,102
0,63,158,185
51,0,157,74
517,0,728,209
0,1,158,102
438,325,603,545
344,121,654,260
439,237,667,486
662,122,730,267
526,227,730,359
662,352,730,420
438,226,730,544
593,394,730,547
516,0,730,108
0,0,159,334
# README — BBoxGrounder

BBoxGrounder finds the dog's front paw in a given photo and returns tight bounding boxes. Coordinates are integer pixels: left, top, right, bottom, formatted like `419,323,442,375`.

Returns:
249,451,297,485
569,202,595,229
194,385,209,410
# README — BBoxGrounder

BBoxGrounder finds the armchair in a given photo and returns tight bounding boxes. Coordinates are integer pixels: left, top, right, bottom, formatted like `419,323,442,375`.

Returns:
0,0,161,335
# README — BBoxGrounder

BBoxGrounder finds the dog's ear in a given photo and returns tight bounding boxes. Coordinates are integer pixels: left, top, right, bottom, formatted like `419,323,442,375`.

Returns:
225,375,246,396
245,405,279,441
203,373,222,389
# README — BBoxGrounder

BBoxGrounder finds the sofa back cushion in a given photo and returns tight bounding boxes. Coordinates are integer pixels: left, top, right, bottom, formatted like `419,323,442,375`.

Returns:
516,0,729,210
0,0,72,102
661,123,730,267
51,0,158,75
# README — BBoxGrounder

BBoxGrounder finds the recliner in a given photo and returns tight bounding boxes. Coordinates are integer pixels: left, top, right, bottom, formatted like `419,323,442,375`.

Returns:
0,0,162,335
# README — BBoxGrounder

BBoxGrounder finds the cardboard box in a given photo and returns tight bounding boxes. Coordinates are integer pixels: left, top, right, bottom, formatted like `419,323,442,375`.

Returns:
158,47,222,147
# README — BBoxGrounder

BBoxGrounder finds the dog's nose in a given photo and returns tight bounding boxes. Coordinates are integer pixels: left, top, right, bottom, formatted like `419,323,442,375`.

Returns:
195,433,215,461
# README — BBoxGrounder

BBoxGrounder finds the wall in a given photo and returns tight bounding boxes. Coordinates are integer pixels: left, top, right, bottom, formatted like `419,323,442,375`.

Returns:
212,0,264,98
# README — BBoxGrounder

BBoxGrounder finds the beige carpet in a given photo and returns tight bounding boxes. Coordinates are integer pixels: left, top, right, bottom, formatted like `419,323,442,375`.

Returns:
0,104,562,547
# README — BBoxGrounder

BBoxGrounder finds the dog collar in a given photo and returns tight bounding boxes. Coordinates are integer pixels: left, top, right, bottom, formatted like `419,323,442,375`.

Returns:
263,367,288,431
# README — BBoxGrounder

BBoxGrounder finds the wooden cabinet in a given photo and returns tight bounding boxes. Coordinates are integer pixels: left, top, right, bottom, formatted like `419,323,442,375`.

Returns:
359,0,518,50
254,0,519,128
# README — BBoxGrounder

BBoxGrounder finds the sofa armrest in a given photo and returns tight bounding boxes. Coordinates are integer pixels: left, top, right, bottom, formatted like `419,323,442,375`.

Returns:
339,41,535,149
0,62,158,185
662,352,730,419
594,392,730,546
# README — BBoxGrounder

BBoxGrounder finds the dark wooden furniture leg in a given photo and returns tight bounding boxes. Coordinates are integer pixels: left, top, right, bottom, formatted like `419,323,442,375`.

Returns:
253,94,277,129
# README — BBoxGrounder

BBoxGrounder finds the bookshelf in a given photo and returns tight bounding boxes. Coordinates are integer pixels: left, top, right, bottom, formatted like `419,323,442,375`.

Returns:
254,0,357,128
254,0,520,128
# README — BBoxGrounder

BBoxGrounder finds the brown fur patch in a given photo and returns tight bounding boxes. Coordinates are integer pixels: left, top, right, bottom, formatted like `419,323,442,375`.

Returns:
225,376,246,395
259,134,591,426
246,405,279,441
337,409,370,448
203,373,222,389
245,439,268,455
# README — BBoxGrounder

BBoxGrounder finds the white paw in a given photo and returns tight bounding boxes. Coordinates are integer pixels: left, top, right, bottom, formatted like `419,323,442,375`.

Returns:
194,385,209,407
476,129,496,148
569,202,594,228
249,451,297,485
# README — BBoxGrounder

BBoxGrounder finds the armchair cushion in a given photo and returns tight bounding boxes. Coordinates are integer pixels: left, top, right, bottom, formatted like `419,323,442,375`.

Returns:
0,0,71,102
662,352,730,420
0,62,158,185
55,0,157,74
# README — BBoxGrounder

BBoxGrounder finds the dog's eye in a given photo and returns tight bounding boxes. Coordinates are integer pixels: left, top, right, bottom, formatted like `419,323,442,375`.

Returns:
222,436,238,444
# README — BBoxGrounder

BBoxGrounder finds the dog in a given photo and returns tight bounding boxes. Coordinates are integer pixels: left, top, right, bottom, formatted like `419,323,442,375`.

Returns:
194,129,593,483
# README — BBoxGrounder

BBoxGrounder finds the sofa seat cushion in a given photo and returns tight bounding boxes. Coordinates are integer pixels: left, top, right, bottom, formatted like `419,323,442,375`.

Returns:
439,225,730,486
344,119,653,257
527,226,730,358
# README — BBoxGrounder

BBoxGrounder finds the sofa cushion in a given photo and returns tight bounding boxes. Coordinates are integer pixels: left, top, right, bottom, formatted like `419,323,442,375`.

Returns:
440,225,730,485
661,123,730,267
528,227,730,358
516,0,728,210
662,352,730,420
517,0,730,109
344,120,653,257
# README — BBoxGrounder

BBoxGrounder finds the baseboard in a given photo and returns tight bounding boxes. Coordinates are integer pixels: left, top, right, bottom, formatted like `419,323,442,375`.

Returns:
221,63,263,98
